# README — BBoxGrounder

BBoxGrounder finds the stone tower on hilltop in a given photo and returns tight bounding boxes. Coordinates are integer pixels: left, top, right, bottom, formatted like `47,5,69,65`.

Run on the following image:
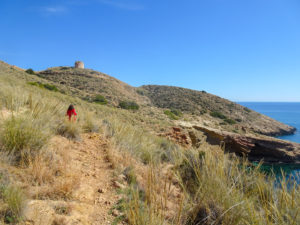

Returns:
75,61,84,69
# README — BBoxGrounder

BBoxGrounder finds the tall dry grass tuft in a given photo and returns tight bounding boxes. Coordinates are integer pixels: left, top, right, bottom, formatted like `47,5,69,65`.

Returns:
0,115,51,164
0,174,25,224
176,147,300,225
56,119,82,140
82,112,100,133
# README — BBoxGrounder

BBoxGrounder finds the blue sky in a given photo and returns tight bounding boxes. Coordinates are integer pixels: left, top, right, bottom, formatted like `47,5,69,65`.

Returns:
0,0,300,102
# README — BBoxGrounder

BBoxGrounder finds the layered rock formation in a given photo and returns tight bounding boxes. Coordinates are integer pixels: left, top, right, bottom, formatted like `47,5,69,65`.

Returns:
191,126,300,164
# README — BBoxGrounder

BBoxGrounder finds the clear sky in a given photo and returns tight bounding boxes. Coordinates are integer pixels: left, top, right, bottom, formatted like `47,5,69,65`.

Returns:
0,0,299,102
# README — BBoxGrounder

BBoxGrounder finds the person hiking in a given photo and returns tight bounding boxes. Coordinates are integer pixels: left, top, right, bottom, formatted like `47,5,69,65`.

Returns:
66,104,77,121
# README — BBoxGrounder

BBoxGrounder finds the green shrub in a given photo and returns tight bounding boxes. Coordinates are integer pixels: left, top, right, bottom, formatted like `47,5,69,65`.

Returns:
25,68,35,75
210,111,227,119
244,107,251,113
200,109,207,115
136,89,146,96
119,101,139,110
28,82,58,92
28,81,43,87
164,109,182,120
43,83,58,92
170,108,182,117
164,110,178,120
93,95,107,105
224,118,236,125
0,116,50,163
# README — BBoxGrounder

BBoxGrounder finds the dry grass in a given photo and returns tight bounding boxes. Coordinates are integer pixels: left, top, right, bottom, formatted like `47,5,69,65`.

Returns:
0,179,25,224
56,119,82,140
0,61,299,225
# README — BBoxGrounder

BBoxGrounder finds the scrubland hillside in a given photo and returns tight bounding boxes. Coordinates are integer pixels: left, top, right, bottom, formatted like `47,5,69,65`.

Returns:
35,64,294,136
140,85,295,136
0,61,299,224
37,66,150,106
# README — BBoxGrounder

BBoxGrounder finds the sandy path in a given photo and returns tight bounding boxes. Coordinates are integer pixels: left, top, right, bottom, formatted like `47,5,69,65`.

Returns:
23,133,120,225
71,133,119,225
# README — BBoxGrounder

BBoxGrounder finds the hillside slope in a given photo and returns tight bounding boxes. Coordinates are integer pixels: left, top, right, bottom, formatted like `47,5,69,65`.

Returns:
37,66,150,106
141,85,295,136
0,60,295,137
0,60,299,225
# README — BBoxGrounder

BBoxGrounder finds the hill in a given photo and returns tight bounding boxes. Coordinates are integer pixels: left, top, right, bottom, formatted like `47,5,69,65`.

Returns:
33,65,295,137
37,66,150,106
140,85,295,136
0,60,299,224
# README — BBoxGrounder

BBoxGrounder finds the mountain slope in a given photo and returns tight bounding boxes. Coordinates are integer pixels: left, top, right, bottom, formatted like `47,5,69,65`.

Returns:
0,60,295,137
0,60,299,225
37,66,150,105
141,85,295,136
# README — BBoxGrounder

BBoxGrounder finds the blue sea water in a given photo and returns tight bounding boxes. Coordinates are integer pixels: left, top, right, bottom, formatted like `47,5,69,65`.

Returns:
239,102,300,185
239,102,300,143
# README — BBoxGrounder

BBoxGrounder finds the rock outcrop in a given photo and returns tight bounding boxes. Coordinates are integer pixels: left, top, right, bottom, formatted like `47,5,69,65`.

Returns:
192,126,300,164
160,127,190,146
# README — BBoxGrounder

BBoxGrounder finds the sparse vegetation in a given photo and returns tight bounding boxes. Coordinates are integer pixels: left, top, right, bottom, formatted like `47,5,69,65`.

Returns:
119,101,139,110
93,94,108,105
25,68,35,75
43,83,58,92
244,107,252,112
210,111,227,119
28,81,58,92
164,109,183,120
0,115,51,164
224,118,236,125
0,61,298,225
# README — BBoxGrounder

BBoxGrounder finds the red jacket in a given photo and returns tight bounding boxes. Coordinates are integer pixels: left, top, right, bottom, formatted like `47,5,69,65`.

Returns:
67,109,77,117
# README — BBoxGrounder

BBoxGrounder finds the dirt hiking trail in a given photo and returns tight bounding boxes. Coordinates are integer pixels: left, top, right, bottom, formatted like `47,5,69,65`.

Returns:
23,133,121,225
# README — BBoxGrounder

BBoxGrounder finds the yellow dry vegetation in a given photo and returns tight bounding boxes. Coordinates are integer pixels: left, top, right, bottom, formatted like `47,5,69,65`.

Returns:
0,62,299,225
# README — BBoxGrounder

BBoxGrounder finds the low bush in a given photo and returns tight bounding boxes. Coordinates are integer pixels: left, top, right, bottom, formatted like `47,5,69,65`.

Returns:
119,101,139,110
0,115,50,163
25,68,35,75
224,118,236,125
244,107,251,113
28,82,58,92
136,89,146,96
210,111,227,119
164,109,182,120
93,95,108,105
28,81,42,87
170,108,182,117
43,83,58,92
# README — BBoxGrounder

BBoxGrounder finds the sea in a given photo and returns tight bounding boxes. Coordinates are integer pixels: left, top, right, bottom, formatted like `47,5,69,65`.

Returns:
239,102,300,185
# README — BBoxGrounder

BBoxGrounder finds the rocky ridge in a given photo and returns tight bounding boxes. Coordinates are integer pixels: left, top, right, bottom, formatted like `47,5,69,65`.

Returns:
178,122,300,164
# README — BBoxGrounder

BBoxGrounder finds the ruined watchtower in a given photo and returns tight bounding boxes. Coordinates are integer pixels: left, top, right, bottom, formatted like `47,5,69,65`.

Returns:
75,61,84,69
